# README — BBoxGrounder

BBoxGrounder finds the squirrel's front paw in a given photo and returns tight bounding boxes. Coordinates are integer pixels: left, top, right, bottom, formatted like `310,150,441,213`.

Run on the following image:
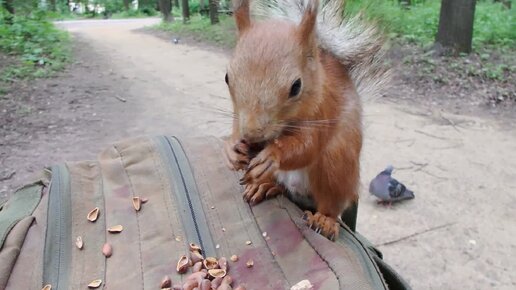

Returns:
303,211,340,241
223,138,250,171
240,146,279,185
243,182,284,205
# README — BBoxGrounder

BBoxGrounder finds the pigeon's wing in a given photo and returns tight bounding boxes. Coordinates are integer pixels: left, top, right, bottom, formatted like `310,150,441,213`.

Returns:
387,179,405,198
387,178,415,202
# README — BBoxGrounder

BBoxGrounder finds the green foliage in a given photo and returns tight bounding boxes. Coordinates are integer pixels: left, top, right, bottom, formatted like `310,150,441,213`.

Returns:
155,15,236,48
474,1,515,47
345,0,514,48
112,9,156,19
0,8,70,79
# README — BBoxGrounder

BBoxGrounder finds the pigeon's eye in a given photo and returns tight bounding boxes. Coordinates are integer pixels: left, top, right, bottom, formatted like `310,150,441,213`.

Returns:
289,78,302,98
225,73,229,85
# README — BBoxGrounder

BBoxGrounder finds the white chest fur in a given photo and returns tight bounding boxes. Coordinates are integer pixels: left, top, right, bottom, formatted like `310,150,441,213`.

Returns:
275,168,311,196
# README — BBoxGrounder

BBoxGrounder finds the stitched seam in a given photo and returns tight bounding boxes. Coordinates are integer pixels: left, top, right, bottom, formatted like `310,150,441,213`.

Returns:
76,168,85,288
95,161,108,288
113,144,145,290
245,202,292,288
338,221,388,289
283,207,341,288
151,139,179,240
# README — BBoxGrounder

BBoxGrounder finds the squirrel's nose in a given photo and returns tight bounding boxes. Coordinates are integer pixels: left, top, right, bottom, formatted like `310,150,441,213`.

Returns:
243,128,264,143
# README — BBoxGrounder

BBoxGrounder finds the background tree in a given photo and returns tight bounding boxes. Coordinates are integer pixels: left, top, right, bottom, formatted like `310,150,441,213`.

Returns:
49,0,56,11
209,0,218,24
435,0,477,54
493,0,511,9
2,0,15,14
158,0,173,22
181,0,189,23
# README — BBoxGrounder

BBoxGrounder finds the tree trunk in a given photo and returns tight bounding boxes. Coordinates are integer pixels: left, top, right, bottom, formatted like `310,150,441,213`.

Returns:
124,0,130,11
49,0,56,11
181,0,190,23
435,0,476,54
209,0,219,24
158,0,173,22
2,0,15,14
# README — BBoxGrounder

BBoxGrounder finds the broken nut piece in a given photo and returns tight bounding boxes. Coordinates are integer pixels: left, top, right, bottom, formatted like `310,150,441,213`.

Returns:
41,284,52,290
246,259,254,268
132,197,141,211
87,207,99,222
75,236,83,250
87,279,102,288
107,225,123,233
230,255,238,262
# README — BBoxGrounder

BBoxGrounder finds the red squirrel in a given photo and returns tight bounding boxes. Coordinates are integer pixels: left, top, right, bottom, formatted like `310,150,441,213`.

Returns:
224,0,388,240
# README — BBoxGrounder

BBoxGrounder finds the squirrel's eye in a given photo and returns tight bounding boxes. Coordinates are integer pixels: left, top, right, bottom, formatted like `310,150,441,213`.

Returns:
225,73,229,85
289,78,302,98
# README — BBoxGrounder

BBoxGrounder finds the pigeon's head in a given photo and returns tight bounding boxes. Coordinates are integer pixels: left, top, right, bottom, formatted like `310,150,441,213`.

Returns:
383,165,394,175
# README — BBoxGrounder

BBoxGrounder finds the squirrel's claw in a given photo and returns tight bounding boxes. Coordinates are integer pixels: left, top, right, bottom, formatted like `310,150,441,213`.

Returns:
243,183,284,206
243,147,279,185
304,211,339,242
224,138,250,171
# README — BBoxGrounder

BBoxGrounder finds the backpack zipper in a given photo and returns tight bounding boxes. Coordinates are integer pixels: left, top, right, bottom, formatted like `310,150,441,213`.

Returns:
43,165,72,290
156,136,217,258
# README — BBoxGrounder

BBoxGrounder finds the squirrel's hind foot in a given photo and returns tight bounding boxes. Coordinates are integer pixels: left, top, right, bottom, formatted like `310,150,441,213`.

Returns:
303,211,340,241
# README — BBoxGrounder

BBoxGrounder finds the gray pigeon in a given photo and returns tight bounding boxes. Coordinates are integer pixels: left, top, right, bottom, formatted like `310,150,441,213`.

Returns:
369,165,415,204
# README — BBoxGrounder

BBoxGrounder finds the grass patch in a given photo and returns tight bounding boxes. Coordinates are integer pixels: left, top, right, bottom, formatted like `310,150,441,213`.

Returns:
345,0,514,48
153,15,236,49
0,10,70,80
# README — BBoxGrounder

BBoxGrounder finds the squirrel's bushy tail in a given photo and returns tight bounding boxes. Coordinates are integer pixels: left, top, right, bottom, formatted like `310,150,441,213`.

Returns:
250,0,390,101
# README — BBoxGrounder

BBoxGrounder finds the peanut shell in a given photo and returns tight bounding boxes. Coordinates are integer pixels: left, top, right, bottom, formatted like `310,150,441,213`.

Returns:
177,255,191,274
87,279,102,288
208,269,226,279
107,225,123,233
203,257,218,270
87,207,99,222
132,197,141,211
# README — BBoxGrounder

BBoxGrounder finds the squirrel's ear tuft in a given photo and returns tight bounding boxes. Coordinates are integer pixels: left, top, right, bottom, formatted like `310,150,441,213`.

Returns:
233,0,251,34
298,0,319,56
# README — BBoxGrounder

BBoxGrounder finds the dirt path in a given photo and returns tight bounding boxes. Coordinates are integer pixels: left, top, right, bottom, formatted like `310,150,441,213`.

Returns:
2,18,515,290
